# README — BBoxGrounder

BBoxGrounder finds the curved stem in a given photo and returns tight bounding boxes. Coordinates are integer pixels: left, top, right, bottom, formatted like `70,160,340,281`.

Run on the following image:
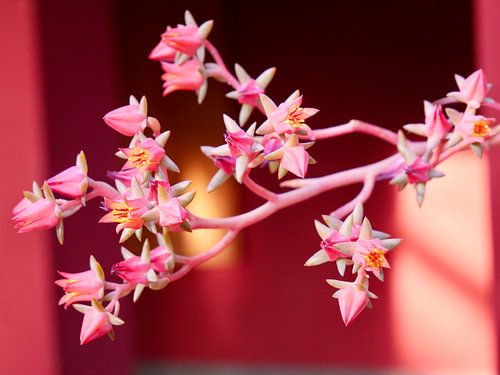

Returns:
243,175,278,201
88,178,120,199
310,120,399,145
432,97,458,106
191,154,402,230
168,230,239,282
204,40,240,89
330,173,376,219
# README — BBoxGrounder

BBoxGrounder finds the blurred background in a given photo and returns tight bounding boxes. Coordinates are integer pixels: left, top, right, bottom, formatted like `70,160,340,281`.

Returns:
1,0,500,374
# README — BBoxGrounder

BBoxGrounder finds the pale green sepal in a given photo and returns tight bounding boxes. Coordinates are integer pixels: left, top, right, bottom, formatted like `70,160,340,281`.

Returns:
304,249,329,267
314,220,332,240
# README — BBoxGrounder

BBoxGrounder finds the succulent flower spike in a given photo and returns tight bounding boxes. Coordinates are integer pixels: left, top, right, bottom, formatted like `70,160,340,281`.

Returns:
225,64,276,125
446,69,492,108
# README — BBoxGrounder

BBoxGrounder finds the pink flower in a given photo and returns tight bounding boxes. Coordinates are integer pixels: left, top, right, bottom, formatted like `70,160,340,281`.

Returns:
403,157,432,184
264,134,313,179
73,300,124,345
150,245,172,273
336,284,369,326
158,198,188,230
99,197,148,232
103,104,146,136
321,231,350,262
213,156,236,175
225,128,254,157
447,69,489,108
161,60,204,96
327,270,375,326
257,91,319,136
149,39,176,62
13,198,61,233
225,65,276,125
455,112,495,144
112,256,151,285
261,134,283,155
425,104,451,140
47,151,88,198
48,166,87,197
353,239,390,279
161,24,202,56
55,256,105,308
120,138,165,172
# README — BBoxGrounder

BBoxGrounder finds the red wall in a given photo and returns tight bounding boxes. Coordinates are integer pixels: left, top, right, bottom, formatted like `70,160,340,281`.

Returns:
0,1,58,374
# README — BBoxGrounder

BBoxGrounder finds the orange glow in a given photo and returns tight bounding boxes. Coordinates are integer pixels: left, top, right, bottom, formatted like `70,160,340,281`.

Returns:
391,152,496,373
174,158,240,268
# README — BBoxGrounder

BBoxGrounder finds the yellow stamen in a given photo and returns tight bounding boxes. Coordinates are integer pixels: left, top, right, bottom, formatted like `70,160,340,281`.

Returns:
110,201,132,223
472,119,492,138
129,146,152,169
286,107,305,128
365,248,386,269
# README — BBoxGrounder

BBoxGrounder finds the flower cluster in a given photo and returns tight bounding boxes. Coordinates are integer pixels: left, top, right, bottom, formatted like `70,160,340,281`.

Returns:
305,203,400,325
389,69,497,205
201,91,317,191
11,10,500,344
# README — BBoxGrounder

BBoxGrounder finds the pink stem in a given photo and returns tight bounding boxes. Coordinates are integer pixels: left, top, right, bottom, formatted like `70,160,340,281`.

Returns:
310,120,398,145
88,178,120,199
243,175,278,201
57,178,119,213
191,154,402,230
204,40,240,89
483,101,500,111
330,173,376,219
433,97,458,106
168,230,239,282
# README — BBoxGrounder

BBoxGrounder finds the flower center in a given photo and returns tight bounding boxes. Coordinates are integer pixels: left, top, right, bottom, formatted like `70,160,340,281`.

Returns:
286,107,305,127
129,147,152,169
111,201,132,223
365,248,386,269
472,119,492,138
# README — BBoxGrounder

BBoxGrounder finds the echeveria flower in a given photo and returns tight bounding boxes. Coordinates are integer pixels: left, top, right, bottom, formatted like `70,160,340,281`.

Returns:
257,90,319,136
161,59,204,96
326,272,376,326
55,255,105,308
225,64,276,125
160,11,213,57
103,96,160,136
48,151,88,198
73,299,124,345
120,138,165,172
265,134,313,178
13,197,61,233
447,69,490,108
